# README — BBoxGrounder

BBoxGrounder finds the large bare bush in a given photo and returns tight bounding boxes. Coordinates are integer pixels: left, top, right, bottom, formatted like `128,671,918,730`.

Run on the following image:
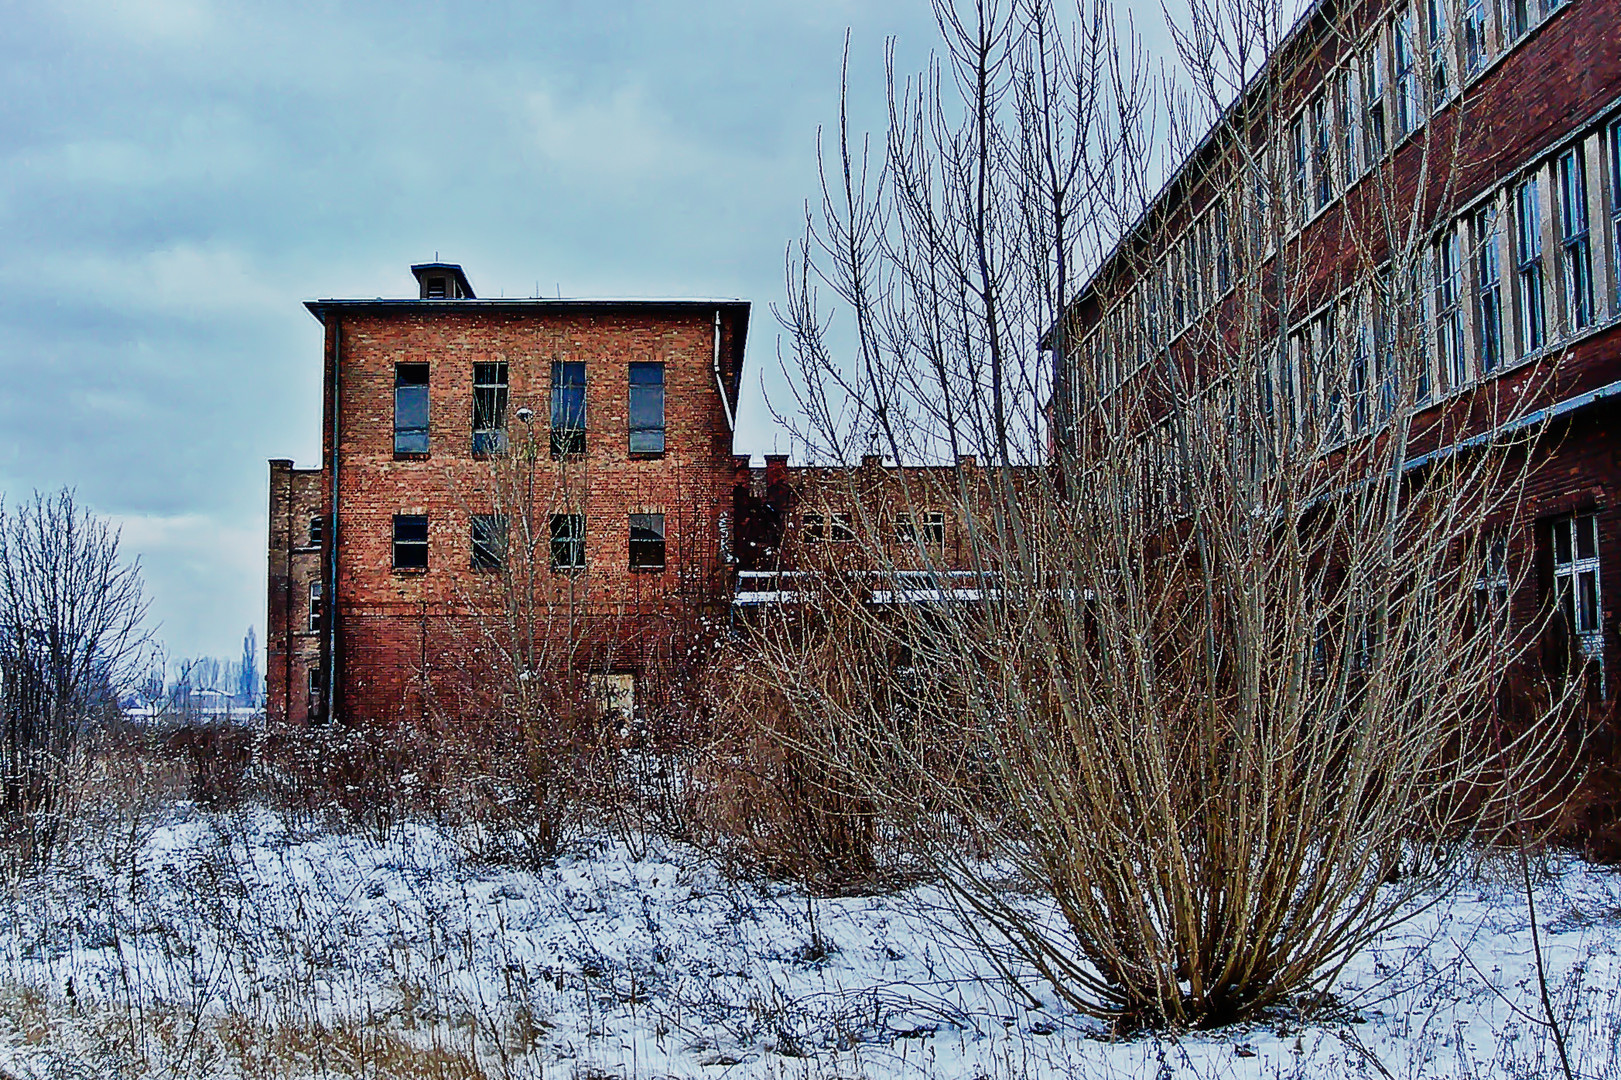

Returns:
763,0,1576,1029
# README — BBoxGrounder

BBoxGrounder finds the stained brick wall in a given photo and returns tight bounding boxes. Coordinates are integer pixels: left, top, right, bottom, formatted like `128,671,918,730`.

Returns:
266,461,325,725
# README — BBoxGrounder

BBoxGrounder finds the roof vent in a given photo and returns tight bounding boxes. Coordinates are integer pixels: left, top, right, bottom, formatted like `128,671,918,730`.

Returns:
410,262,476,300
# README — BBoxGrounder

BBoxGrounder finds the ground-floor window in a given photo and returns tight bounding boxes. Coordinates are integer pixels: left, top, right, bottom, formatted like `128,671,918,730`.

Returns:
1552,513,1603,684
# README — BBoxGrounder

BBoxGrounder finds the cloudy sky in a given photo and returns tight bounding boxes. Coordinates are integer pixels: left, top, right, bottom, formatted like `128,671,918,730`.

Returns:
0,0,1181,666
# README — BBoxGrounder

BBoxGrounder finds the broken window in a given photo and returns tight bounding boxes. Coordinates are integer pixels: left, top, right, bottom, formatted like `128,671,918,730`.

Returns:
895,513,916,544
471,513,507,570
551,361,586,458
1552,514,1603,681
1434,230,1465,391
392,514,428,570
308,581,323,633
394,364,430,454
803,512,825,542
1559,147,1593,332
551,513,585,572
628,362,665,454
308,516,324,546
629,513,665,569
1474,529,1510,630
922,512,946,547
472,362,509,455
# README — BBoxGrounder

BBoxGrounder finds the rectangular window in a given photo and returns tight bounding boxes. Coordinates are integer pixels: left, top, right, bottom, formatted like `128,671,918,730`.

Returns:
1250,151,1272,263
895,513,916,544
1475,204,1504,374
1169,246,1185,329
394,363,429,454
1475,529,1510,629
1515,176,1547,354
1336,68,1360,186
629,513,666,569
803,512,825,542
1612,121,1621,312
922,512,946,547
1350,296,1372,434
1364,42,1387,160
1503,0,1530,43
392,514,428,570
308,516,324,546
1290,115,1309,223
1311,308,1336,440
471,513,507,570
1559,147,1594,332
829,513,855,543
1435,231,1465,391
1312,95,1333,211
550,361,586,457
1215,198,1232,293
1393,11,1417,137
1552,514,1603,664
1426,0,1450,107
471,362,509,455
628,362,666,454
1463,0,1487,75
308,666,323,708
1376,268,1399,418
550,513,585,572
308,581,323,633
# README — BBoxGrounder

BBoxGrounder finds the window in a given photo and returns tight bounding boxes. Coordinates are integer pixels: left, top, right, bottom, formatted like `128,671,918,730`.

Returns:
1435,230,1465,391
1393,10,1418,137
1475,204,1504,374
1503,0,1530,43
1350,296,1372,434
1462,0,1487,75
1376,267,1399,418
308,516,324,546
1426,0,1450,107
628,362,666,454
1558,147,1593,332
392,514,428,570
1411,258,1433,403
307,667,323,710
394,363,429,454
1169,245,1186,329
550,361,586,457
1515,175,1547,354
1250,150,1272,263
1311,307,1336,440
629,513,665,569
472,362,509,455
1215,198,1232,293
1335,68,1360,186
1552,514,1603,664
1612,121,1621,312
1364,41,1387,160
1290,115,1309,223
1475,530,1510,629
1312,95,1333,211
550,513,585,572
921,512,946,547
803,512,825,542
471,513,507,570
829,513,855,543
425,276,447,299
308,581,323,633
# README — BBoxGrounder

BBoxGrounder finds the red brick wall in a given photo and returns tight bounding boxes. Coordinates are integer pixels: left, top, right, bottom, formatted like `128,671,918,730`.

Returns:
266,461,325,725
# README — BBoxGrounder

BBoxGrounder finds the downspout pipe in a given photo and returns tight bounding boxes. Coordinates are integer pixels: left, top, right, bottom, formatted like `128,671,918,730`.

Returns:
324,318,341,724
713,309,735,432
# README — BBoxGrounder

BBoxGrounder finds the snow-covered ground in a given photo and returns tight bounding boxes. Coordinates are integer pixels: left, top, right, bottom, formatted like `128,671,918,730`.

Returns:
1,803,1618,1079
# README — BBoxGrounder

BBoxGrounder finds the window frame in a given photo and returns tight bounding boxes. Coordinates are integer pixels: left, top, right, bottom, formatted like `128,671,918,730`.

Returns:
471,513,508,571
392,514,429,571
1364,39,1388,161
1558,146,1594,332
394,363,430,455
1434,229,1466,392
471,361,509,456
1551,513,1604,678
550,360,587,458
308,581,323,633
628,361,667,455
307,516,324,547
628,513,666,570
1514,173,1547,355
1474,203,1505,375
1393,9,1418,138
550,513,586,573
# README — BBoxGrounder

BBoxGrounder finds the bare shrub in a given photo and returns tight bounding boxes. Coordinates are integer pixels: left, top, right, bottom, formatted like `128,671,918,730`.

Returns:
760,0,1579,1030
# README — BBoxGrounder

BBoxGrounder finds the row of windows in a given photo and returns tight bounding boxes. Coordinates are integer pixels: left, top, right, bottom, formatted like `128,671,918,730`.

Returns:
393,360,667,458
802,510,947,545
1273,118,1621,443
384,512,667,573
1074,0,1584,401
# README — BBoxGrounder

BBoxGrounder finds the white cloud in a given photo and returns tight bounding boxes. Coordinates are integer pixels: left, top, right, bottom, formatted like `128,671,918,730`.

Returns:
521,84,714,183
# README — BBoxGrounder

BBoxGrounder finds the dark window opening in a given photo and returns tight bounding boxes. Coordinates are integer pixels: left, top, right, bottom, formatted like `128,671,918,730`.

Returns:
308,516,324,546
804,512,825,542
895,514,916,544
922,512,946,547
393,514,429,570
551,361,586,457
471,513,507,570
395,363,430,454
472,362,509,455
307,666,324,718
829,513,854,543
426,277,447,299
628,362,666,454
308,582,323,633
551,513,586,572
629,513,665,569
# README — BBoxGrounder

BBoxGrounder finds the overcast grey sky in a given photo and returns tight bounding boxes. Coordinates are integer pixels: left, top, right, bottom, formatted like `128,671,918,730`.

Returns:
0,0,1181,665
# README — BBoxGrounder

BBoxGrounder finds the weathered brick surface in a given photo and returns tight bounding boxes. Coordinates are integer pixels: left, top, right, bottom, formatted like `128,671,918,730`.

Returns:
266,461,325,725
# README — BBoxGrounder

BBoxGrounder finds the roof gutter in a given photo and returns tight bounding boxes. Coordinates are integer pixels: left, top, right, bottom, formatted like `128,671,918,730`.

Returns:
1402,378,1621,474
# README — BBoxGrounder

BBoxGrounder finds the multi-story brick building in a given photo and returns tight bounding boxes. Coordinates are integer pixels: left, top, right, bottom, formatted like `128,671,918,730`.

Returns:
1053,0,1621,680
267,264,751,725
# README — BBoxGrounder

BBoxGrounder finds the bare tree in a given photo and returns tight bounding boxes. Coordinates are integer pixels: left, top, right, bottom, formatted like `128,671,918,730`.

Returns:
764,0,1575,1029
0,489,149,867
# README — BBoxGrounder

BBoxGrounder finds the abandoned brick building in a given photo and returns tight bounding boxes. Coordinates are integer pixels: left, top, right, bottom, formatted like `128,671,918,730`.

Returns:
1053,0,1621,681
267,264,990,725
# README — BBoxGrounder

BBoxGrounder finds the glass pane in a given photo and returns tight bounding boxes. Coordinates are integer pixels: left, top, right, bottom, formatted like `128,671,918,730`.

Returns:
1553,519,1571,565
1577,515,1598,560
1579,570,1599,632
394,515,428,543
629,381,665,453
395,386,429,453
